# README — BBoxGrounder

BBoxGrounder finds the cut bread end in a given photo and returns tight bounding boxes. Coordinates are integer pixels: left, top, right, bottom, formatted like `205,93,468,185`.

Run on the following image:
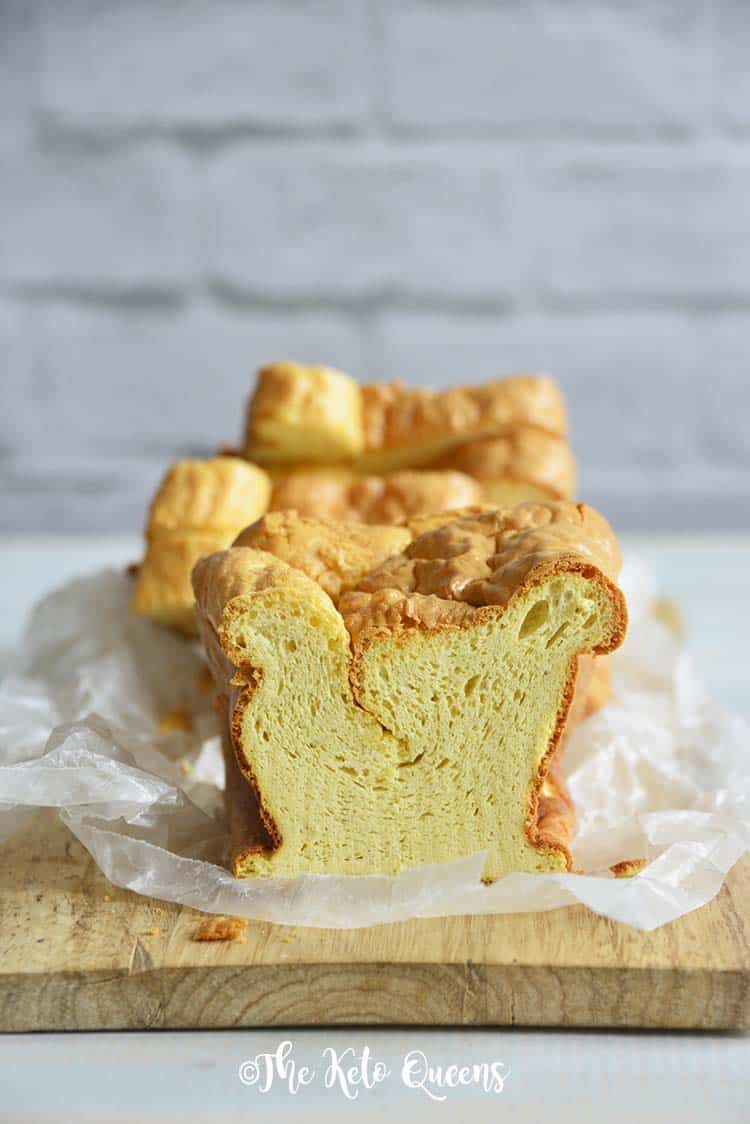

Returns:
193,503,626,881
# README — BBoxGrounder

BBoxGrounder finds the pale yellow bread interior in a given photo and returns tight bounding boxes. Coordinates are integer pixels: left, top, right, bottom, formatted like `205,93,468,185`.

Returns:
193,502,626,881
131,457,272,635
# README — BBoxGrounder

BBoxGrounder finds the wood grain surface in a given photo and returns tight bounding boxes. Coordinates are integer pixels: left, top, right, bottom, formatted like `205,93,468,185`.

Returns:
1,811,748,1032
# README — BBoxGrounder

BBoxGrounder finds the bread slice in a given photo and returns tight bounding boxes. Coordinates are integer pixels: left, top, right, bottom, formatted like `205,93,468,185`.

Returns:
193,503,626,880
131,457,271,635
269,467,482,524
244,362,364,465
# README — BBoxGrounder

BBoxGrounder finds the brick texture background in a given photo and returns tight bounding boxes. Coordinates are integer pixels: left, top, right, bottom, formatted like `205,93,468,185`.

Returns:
1,0,749,532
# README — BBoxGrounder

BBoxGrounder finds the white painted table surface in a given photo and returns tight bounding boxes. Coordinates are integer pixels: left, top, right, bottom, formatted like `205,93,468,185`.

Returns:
0,534,748,1124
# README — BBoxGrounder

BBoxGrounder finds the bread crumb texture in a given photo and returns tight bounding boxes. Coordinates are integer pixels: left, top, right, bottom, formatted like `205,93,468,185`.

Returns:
192,915,249,942
611,858,648,879
193,502,626,881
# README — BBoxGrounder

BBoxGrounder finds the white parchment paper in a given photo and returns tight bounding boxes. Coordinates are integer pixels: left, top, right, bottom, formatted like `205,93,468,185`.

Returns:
1,561,748,930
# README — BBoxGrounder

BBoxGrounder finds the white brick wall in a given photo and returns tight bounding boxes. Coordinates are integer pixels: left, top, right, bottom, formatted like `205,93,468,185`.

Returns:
718,0,750,128
21,303,366,453
39,0,370,133
384,1,707,133
0,143,194,293
204,146,520,300
1,0,749,533
534,157,750,301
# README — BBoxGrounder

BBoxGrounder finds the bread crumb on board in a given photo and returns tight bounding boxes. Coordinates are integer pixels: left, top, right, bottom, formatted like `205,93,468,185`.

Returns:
610,858,648,879
193,916,248,942
157,708,193,735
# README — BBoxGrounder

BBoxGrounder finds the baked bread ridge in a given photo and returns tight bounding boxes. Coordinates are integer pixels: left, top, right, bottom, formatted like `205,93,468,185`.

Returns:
243,363,568,473
192,502,626,881
131,457,272,635
269,467,483,524
356,374,567,472
436,427,577,503
146,457,271,535
339,502,622,640
232,509,412,601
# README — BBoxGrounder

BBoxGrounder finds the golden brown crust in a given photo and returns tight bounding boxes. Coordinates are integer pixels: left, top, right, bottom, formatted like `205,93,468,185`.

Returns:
269,468,482,525
536,771,576,849
222,712,276,872
146,457,271,536
611,858,648,879
243,368,568,473
338,502,623,643
231,510,411,602
192,914,248,941
401,504,499,537
358,375,567,470
437,427,576,501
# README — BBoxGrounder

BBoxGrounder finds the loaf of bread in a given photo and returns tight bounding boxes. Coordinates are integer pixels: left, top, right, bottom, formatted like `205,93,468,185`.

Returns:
131,457,271,634
134,366,577,636
243,362,568,473
193,503,626,880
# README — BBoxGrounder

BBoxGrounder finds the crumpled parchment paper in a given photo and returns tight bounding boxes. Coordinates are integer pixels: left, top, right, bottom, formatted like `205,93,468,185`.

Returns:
1,560,748,930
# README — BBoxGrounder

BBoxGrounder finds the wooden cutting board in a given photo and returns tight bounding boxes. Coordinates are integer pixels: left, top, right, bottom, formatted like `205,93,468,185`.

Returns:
1,810,748,1032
